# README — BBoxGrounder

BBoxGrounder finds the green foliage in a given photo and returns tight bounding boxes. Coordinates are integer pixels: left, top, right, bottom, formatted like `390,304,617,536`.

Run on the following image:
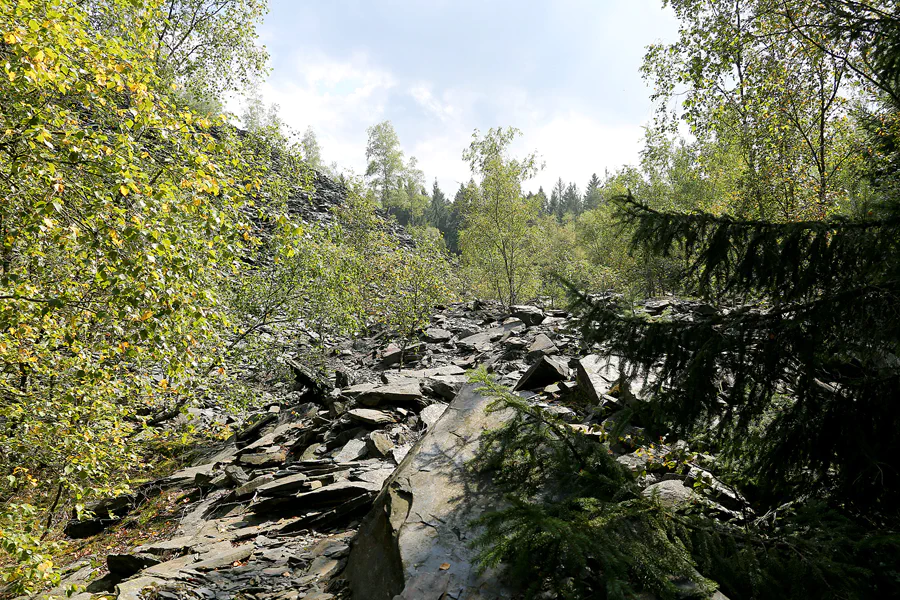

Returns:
469,372,900,600
365,120,405,210
151,0,269,105
469,371,716,600
459,128,544,308
301,126,323,169
377,231,459,355
644,0,867,221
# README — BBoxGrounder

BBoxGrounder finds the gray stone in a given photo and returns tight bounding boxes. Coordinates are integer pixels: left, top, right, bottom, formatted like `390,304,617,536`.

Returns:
457,329,502,351
423,327,452,342
256,473,311,496
192,542,255,571
380,342,425,367
334,438,368,462
616,452,650,473
355,468,394,489
576,354,620,405
423,374,467,400
240,447,287,467
355,383,423,407
642,479,697,508
348,408,396,426
419,403,447,429
391,444,411,464
511,304,545,326
345,384,518,600
501,317,526,333
366,431,395,458
527,333,557,358
512,355,569,391
224,464,250,486
107,552,161,577
234,474,277,498
115,576,167,600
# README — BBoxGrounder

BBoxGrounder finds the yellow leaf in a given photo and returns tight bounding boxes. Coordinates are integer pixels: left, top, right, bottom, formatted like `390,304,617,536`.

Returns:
439,563,451,570
119,185,129,196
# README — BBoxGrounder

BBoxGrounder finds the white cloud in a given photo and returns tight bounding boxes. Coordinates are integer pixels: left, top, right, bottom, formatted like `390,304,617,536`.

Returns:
253,51,396,175
523,112,646,193
251,51,648,198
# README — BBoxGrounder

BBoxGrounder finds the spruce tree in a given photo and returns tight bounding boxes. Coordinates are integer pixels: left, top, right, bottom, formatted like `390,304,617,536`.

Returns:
576,2,900,516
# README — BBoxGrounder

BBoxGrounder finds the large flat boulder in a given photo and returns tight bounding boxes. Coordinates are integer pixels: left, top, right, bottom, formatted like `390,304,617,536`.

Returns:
345,384,517,600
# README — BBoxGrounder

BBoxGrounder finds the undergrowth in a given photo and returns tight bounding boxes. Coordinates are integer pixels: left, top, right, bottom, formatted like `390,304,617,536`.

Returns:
467,370,900,600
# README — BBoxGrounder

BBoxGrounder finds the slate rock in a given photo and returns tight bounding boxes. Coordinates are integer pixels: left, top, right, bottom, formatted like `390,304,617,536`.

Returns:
240,447,287,467
380,343,425,368
511,304,545,326
422,375,466,400
224,465,250,486
348,408,396,426
527,333,558,358
419,403,448,429
576,354,621,405
457,329,502,351
193,543,255,571
366,431,395,458
234,474,277,498
423,327,452,342
107,552,161,577
256,473,311,496
512,356,570,391
345,384,518,600
642,480,696,508
334,438,368,462
355,383,423,407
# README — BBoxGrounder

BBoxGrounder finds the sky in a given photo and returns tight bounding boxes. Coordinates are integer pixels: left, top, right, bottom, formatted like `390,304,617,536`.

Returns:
250,0,680,195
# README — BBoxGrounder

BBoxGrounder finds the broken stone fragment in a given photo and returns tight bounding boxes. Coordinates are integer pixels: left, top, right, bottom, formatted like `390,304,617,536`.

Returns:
457,329,502,351
240,447,287,467
107,553,161,577
256,473,311,496
527,333,558,359
500,317,526,333
366,431,395,458
333,438,368,463
423,327,452,342
575,354,621,405
422,374,466,400
512,355,570,391
379,342,425,367
348,408,396,426
355,383,423,407
192,542,255,571
419,403,447,429
345,384,518,600
642,479,697,508
234,474,276,498
224,465,250,486
511,304,545,326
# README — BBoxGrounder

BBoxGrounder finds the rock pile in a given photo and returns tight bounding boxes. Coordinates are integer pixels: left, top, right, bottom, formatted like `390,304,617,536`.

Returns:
40,297,742,600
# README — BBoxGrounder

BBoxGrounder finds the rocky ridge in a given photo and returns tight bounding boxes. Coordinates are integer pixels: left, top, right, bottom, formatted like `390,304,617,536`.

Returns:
35,297,745,600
